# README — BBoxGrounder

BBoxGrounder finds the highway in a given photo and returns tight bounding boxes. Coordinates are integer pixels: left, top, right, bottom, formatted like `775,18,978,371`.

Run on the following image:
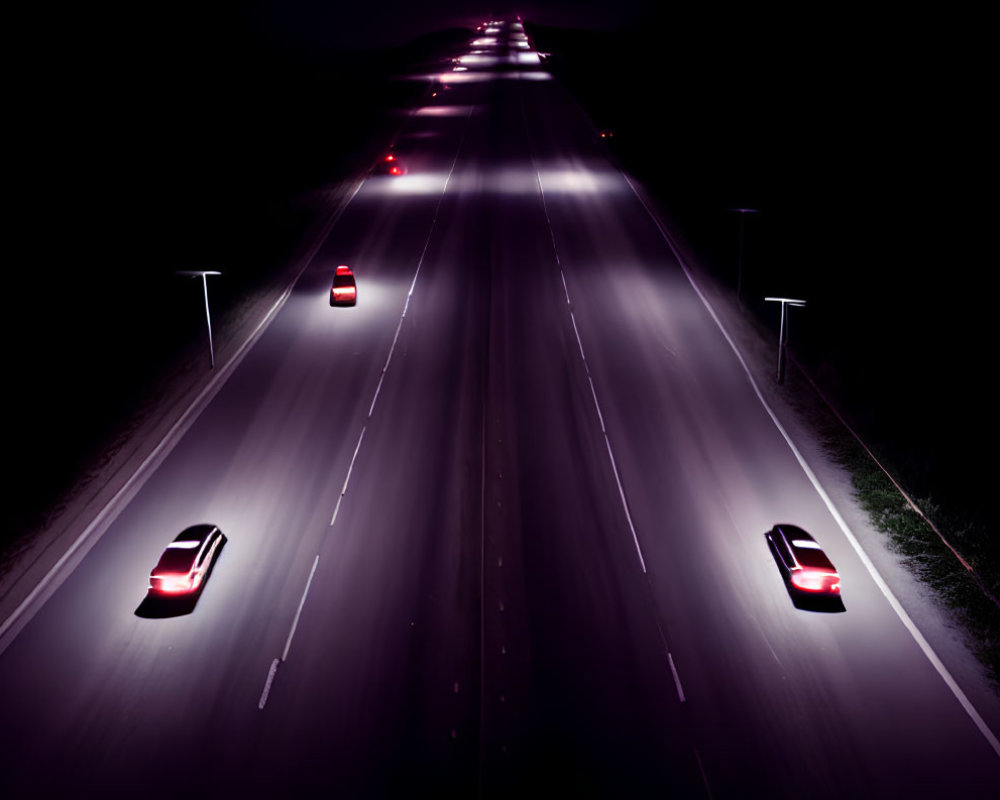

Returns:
1,20,998,798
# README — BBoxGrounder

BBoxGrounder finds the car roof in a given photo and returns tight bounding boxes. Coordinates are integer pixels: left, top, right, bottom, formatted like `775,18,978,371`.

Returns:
171,524,218,544
775,525,836,571
774,524,811,541
792,545,836,571
153,547,199,573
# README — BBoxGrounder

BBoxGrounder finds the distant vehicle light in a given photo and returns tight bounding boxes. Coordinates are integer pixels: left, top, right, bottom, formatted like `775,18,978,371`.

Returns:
790,570,841,594
331,265,357,306
158,574,198,594
374,154,406,176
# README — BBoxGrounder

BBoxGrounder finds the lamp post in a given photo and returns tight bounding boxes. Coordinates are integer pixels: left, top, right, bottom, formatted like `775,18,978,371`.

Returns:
764,296,806,385
728,207,758,302
177,270,222,368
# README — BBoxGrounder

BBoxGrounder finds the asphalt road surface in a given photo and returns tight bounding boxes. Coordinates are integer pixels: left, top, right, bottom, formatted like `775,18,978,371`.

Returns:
2,21,998,798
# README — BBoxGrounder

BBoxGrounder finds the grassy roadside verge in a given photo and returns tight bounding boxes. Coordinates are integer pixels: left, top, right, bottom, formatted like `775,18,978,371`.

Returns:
776,350,1000,687
816,400,1000,686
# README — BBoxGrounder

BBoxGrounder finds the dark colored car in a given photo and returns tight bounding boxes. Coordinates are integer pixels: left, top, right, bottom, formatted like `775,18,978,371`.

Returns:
330,265,357,306
148,525,226,596
766,524,841,595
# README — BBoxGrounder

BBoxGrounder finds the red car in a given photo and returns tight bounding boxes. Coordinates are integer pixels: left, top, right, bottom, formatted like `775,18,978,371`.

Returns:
330,265,357,306
148,525,226,596
766,524,841,595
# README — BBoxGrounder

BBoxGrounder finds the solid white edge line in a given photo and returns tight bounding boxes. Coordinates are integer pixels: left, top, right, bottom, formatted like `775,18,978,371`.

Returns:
622,173,1000,760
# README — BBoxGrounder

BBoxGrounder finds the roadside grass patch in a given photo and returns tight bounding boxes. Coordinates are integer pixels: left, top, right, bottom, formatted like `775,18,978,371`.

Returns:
815,400,1000,688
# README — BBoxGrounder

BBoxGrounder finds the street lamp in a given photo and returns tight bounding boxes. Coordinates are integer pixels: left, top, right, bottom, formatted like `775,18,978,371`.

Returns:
764,296,806,385
728,207,758,302
176,270,222,368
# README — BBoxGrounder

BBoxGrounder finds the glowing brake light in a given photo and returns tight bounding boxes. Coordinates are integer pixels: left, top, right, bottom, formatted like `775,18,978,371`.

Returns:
791,570,841,594
153,574,196,594
379,154,405,175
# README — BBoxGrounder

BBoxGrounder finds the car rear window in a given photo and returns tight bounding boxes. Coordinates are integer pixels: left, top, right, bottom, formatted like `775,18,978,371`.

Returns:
793,544,835,570
154,548,197,572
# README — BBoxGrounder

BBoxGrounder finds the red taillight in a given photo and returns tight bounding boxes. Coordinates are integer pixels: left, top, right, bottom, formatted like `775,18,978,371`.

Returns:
379,155,404,175
151,574,195,594
791,570,841,594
